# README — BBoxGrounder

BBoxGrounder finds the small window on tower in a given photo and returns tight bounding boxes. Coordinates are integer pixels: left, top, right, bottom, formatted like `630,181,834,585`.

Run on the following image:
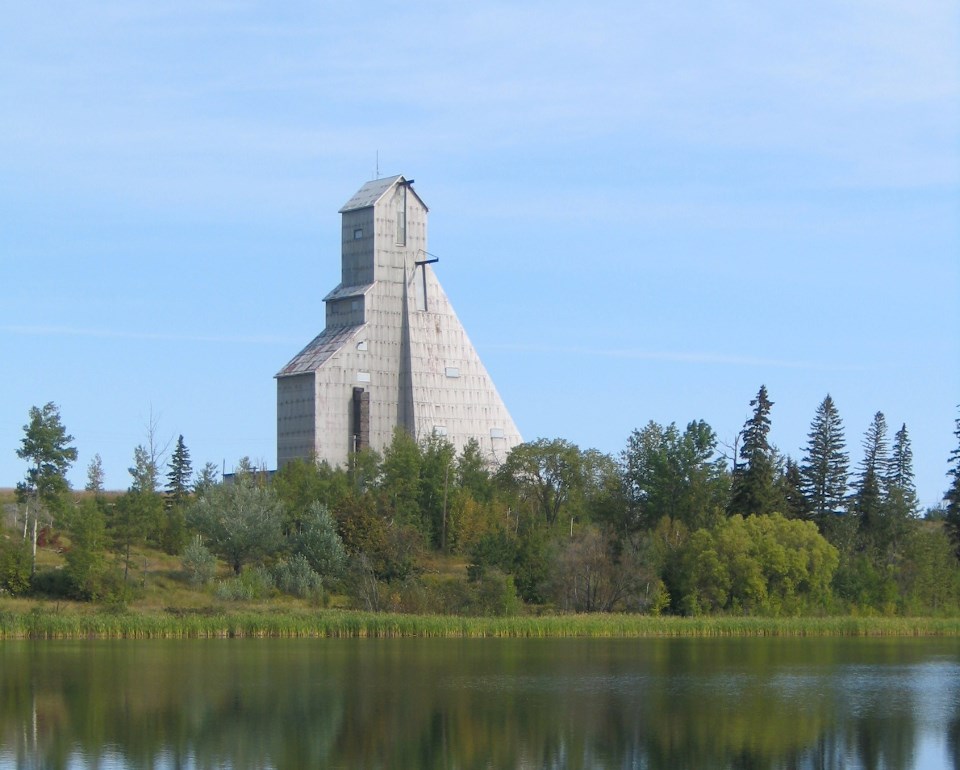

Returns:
490,428,505,439
354,228,363,240
445,366,460,378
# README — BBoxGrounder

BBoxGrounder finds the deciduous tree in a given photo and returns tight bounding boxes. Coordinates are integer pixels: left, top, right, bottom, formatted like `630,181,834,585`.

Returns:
496,438,585,526
273,457,349,536
676,513,838,615
456,438,493,504
549,527,655,613
187,478,284,574
621,420,728,533
63,497,111,599
379,428,422,528
418,433,456,549
16,402,77,572
0,538,31,596
110,445,165,582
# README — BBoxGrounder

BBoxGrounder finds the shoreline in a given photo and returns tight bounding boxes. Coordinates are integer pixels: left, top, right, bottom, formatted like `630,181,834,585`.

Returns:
2,609,960,640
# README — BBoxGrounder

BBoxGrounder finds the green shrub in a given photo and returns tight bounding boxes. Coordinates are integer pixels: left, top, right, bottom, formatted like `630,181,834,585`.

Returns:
162,506,189,556
296,503,347,579
0,537,31,596
469,569,521,616
30,568,73,599
215,566,276,601
274,554,323,598
181,539,217,586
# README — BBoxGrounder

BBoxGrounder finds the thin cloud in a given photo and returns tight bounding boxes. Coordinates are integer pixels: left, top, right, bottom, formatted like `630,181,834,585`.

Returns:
1,325,295,346
484,342,865,371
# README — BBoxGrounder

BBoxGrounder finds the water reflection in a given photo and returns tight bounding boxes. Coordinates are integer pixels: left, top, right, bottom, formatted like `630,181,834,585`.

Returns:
1,637,958,769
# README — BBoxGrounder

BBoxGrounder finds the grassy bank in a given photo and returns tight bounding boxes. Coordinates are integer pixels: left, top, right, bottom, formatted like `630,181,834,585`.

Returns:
2,608,960,640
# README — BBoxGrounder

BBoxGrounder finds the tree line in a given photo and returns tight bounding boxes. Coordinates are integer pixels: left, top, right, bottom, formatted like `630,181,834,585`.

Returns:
3,390,960,616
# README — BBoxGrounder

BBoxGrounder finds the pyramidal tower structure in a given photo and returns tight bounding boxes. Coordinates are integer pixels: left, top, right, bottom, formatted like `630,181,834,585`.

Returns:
276,175,521,469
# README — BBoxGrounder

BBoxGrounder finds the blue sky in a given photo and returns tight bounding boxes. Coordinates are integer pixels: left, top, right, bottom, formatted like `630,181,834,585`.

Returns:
1,1,957,508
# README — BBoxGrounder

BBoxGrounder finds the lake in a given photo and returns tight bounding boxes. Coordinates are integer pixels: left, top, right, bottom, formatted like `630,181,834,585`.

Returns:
2,636,959,769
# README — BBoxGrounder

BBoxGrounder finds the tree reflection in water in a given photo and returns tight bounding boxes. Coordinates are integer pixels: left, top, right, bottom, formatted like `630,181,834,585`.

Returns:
1,637,958,769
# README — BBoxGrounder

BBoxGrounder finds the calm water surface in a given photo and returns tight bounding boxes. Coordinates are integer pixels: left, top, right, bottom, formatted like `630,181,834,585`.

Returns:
1,636,959,769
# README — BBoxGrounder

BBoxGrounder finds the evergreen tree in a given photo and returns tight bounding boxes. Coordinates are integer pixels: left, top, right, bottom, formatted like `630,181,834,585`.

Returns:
886,423,919,519
165,435,193,508
779,457,809,520
85,453,105,494
944,411,960,557
295,501,348,579
799,395,849,526
193,462,220,496
161,435,192,555
729,385,780,517
129,445,159,494
852,411,888,536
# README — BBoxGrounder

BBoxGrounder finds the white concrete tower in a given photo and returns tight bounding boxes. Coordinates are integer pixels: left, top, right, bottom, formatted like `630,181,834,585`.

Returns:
276,176,521,468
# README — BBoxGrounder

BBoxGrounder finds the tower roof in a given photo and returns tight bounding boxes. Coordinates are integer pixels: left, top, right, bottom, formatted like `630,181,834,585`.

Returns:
338,175,428,213
275,324,363,377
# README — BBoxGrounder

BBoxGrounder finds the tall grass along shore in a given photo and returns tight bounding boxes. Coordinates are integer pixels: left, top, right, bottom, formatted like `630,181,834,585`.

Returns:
2,609,960,640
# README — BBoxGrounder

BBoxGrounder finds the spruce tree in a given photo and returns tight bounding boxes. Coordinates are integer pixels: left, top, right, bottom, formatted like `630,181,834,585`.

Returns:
165,435,193,508
944,411,960,557
85,453,105,494
886,423,918,519
193,462,220,496
799,395,849,526
729,385,780,517
852,411,888,536
779,457,809,520
162,435,192,554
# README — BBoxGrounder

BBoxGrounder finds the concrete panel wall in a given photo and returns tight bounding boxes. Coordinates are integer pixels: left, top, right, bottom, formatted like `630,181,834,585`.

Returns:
325,296,365,328
311,329,374,466
404,266,521,465
277,373,316,466
340,210,374,286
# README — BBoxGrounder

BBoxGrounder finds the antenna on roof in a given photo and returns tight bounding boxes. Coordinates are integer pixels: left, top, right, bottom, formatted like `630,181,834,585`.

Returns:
375,150,380,180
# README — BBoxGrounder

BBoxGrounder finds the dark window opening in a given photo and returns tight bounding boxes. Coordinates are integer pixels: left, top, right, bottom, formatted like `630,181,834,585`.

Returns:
351,387,370,453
